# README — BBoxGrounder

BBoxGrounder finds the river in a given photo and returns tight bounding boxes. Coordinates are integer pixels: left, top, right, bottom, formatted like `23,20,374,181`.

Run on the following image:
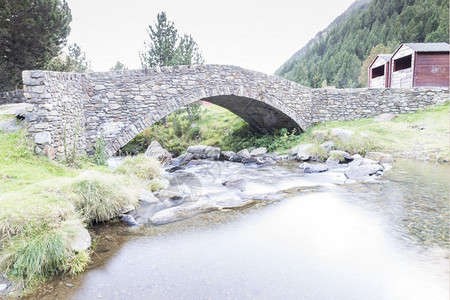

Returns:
29,159,449,300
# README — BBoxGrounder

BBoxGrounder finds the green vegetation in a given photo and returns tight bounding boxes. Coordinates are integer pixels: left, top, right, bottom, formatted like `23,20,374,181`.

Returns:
0,0,72,90
140,11,204,68
122,103,299,156
0,129,160,294
123,102,449,162
276,0,449,88
284,102,450,161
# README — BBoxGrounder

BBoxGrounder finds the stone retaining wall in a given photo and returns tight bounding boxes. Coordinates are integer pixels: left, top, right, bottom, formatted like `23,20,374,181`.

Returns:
311,87,449,124
0,90,24,105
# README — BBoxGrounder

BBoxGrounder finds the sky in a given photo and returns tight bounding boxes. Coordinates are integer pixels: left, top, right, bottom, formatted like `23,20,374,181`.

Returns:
64,0,356,75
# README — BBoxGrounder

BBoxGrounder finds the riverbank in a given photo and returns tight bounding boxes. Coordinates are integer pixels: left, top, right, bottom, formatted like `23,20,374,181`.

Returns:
125,101,449,162
0,101,448,296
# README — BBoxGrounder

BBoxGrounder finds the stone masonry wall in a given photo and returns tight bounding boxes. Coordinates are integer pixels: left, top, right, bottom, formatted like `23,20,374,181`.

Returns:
23,70,88,158
311,87,449,124
0,90,25,105
21,65,449,158
82,65,312,154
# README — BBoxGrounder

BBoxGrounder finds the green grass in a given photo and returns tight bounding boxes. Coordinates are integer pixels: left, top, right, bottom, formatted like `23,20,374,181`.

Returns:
0,129,155,293
285,102,449,161
123,102,449,162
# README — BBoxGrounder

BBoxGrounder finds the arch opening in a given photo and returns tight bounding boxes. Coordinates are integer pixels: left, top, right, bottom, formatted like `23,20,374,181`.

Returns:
116,95,304,156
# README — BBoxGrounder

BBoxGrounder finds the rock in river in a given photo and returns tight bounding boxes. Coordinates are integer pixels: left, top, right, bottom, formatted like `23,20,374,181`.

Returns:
145,140,172,165
299,162,329,173
344,164,384,182
187,145,221,160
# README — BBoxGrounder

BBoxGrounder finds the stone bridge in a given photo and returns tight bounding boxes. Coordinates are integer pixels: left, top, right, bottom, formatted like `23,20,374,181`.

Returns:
21,64,448,158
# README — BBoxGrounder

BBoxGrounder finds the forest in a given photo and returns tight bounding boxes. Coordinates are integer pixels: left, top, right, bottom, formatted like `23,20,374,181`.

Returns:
275,0,449,88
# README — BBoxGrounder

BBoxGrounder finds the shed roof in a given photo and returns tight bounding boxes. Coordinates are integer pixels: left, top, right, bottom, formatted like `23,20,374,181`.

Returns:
377,54,393,61
403,42,450,52
369,54,392,69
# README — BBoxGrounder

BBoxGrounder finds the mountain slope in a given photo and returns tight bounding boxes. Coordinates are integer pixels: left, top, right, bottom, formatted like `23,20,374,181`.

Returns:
275,0,449,88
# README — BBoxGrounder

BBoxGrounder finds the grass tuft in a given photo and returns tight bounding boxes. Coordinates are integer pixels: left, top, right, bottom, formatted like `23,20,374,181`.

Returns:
115,154,160,181
68,171,139,224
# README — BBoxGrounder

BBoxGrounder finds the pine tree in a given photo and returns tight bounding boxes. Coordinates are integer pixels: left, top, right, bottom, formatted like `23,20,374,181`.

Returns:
0,0,72,90
140,12,203,68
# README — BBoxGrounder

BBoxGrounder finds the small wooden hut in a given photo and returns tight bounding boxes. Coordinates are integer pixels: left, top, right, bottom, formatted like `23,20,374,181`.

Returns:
389,43,449,88
368,54,392,88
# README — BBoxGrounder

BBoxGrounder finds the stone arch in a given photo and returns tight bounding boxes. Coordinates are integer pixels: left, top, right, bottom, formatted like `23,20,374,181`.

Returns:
105,85,309,155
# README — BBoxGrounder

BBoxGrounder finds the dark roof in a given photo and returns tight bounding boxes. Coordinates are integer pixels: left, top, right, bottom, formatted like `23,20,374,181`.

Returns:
403,42,450,52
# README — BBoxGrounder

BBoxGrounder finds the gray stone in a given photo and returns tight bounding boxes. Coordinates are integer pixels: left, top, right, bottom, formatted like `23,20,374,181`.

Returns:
0,284,7,292
34,131,51,145
187,145,221,160
320,141,334,152
221,151,236,161
296,144,314,161
121,215,139,226
344,164,384,181
144,141,172,165
139,188,160,204
290,145,300,156
119,204,135,214
65,283,74,288
365,152,395,163
329,128,355,142
231,149,251,162
299,162,329,173
0,119,23,132
70,228,91,252
250,147,267,157
166,153,193,172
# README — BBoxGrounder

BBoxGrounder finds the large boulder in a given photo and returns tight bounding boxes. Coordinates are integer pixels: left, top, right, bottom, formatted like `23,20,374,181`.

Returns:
344,164,384,182
145,141,172,165
221,151,236,161
187,145,221,160
329,128,354,142
299,162,329,173
231,149,251,162
296,144,314,161
250,147,267,157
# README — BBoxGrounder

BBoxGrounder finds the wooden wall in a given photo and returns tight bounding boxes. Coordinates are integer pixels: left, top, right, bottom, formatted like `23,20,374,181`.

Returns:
414,53,449,87
390,46,414,88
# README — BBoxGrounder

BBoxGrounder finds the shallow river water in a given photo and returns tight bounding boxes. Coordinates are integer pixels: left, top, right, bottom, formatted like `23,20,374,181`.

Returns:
30,159,449,300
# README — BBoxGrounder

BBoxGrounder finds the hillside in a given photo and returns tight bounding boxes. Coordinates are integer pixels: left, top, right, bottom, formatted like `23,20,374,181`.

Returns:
275,0,449,88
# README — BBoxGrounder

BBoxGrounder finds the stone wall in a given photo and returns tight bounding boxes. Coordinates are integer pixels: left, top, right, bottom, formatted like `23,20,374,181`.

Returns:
0,90,25,105
311,87,449,124
21,65,449,158
23,71,88,158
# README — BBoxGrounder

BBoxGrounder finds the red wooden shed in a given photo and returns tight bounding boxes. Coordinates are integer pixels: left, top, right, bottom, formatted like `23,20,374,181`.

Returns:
368,54,392,88
389,43,449,88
